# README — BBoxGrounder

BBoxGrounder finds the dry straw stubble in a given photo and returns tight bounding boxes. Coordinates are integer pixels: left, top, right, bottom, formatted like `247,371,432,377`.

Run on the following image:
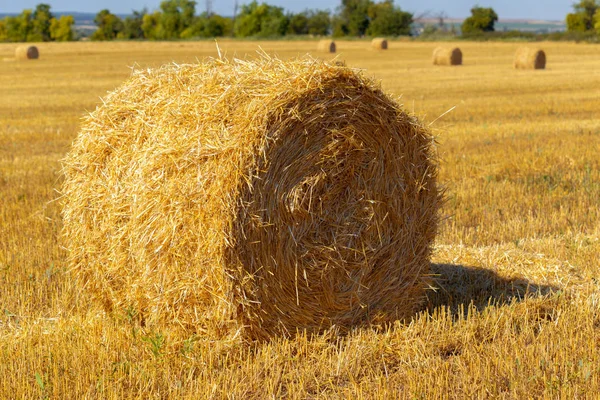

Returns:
61,56,440,341
433,47,462,66
317,40,336,53
514,47,546,70
371,38,388,50
15,45,39,60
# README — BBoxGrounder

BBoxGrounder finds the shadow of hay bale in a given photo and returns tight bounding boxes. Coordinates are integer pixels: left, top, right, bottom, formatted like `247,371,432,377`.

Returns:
426,263,558,315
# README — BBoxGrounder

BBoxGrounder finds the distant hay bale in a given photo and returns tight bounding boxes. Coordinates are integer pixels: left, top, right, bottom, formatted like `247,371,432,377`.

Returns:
61,57,440,340
317,40,336,53
15,45,39,60
514,47,546,70
433,47,462,66
371,38,388,50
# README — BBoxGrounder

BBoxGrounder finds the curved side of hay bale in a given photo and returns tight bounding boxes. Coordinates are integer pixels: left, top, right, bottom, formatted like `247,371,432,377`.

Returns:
514,47,546,70
433,47,462,66
62,58,440,340
317,40,336,53
15,45,39,60
371,38,388,50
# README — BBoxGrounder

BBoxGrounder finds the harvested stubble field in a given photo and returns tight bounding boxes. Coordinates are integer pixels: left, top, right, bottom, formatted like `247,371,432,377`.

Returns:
0,40,599,398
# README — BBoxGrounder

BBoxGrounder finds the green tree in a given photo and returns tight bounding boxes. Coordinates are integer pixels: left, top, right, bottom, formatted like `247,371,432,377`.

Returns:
333,0,371,37
91,9,124,40
0,5,74,42
49,15,74,41
461,6,498,34
234,1,289,37
366,0,412,36
0,20,7,42
306,10,331,35
287,10,331,36
32,3,54,41
566,13,587,32
288,12,309,35
118,9,147,39
595,8,600,33
139,1,197,40
331,15,346,37
206,15,233,36
566,0,600,32
2,16,19,42
4,10,34,42
180,13,232,38
158,0,197,39
141,12,161,39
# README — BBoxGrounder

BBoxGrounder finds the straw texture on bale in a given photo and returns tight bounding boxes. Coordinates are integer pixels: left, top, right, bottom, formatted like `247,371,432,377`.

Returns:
371,38,388,50
514,47,546,70
433,47,462,66
15,45,39,60
317,40,336,53
62,56,440,340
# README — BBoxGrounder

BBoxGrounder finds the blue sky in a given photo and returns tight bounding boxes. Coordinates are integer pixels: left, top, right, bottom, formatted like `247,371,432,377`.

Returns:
1,0,576,20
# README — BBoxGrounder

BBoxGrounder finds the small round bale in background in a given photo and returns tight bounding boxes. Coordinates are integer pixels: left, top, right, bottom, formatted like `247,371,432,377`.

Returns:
62,57,440,341
317,40,336,53
514,47,546,70
15,45,39,60
433,47,462,66
371,38,388,50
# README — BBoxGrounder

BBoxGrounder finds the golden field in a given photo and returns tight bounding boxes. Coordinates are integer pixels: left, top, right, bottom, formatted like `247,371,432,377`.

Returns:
0,40,599,398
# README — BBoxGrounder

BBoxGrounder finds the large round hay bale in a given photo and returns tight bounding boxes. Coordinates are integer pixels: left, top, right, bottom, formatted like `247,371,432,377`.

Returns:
371,38,388,50
514,47,546,70
62,58,440,340
433,47,462,66
317,40,336,53
15,45,39,60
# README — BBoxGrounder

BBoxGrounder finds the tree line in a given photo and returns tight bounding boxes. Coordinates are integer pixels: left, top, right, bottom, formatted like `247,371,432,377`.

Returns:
566,0,600,33
1,0,600,43
0,4,74,42
91,0,413,40
457,1,600,38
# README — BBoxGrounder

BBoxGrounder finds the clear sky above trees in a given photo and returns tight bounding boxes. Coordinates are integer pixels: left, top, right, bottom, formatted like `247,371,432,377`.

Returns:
2,0,573,20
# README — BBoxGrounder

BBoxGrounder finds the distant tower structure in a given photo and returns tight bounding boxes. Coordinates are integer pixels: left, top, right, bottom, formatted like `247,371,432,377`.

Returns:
206,0,213,16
